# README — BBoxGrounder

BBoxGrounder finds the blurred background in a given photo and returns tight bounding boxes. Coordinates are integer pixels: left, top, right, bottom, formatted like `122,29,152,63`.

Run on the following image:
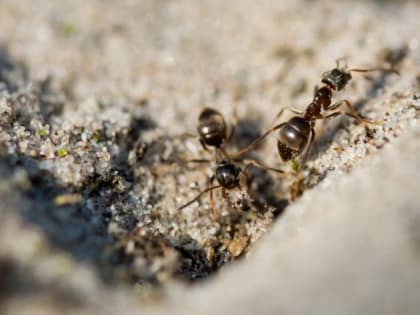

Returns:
0,1,419,314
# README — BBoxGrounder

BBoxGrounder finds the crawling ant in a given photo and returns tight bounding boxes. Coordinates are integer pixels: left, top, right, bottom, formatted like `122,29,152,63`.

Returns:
178,107,283,219
233,61,398,167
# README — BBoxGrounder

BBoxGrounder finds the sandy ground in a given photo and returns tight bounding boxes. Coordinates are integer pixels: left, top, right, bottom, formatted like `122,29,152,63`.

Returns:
0,0,419,314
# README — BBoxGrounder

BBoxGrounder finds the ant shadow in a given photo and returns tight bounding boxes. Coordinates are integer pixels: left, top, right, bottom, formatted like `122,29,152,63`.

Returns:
0,45,28,93
0,45,170,284
0,255,85,308
1,46,232,285
3,111,162,283
231,118,289,217
0,45,64,126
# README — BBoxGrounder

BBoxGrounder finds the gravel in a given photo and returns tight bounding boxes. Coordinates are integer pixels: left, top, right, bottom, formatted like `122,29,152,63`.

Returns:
0,0,419,314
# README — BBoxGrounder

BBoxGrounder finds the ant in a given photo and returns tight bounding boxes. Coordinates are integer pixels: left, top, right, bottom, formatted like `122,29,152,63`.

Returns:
178,107,284,219
232,61,398,169
178,157,283,217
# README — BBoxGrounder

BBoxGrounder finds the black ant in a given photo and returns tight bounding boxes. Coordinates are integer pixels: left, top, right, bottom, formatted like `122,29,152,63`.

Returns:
232,61,398,168
178,107,284,219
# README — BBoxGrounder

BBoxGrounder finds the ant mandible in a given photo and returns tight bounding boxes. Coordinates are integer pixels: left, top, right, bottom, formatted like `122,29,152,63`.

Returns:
178,107,284,220
232,61,397,169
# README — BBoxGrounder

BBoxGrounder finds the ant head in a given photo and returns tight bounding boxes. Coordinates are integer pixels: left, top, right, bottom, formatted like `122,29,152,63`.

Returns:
321,68,352,91
215,160,241,189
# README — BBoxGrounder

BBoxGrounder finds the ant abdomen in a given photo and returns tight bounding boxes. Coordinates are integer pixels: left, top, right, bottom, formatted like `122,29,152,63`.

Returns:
277,117,311,161
197,107,227,148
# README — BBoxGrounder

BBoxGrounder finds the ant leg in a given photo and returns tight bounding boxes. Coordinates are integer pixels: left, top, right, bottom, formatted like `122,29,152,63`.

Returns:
184,158,211,164
242,158,285,175
173,132,203,150
286,129,314,201
297,128,315,169
349,67,399,75
326,100,382,125
199,138,210,151
151,156,210,175
241,169,251,190
177,157,211,167
208,175,218,221
158,239,170,256
216,147,231,160
273,106,304,123
230,122,286,158
175,132,197,140
227,101,239,143
262,107,304,139
221,188,227,199
178,184,221,210
289,171,305,202
231,106,303,159
173,132,209,152
264,106,303,141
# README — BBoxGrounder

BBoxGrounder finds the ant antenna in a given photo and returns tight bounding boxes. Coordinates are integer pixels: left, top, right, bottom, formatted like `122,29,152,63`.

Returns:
348,67,399,75
216,147,231,160
242,158,285,175
335,57,349,69
229,122,285,159
334,57,399,75
178,185,221,210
